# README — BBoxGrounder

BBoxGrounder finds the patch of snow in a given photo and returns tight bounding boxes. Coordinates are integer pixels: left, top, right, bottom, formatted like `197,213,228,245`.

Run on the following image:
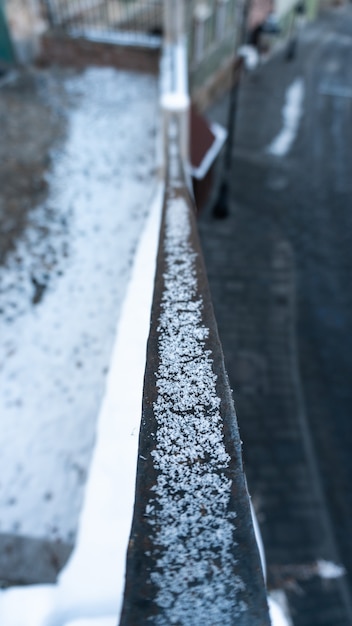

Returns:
268,592,292,626
316,559,345,579
145,195,246,625
267,78,305,157
175,40,189,96
238,45,259,71
0,183,164,625
0,68,158,545
194,4,212,20
160,91,190,112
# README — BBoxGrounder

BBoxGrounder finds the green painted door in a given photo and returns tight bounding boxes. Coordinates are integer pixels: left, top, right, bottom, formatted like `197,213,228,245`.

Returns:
0,0,15,63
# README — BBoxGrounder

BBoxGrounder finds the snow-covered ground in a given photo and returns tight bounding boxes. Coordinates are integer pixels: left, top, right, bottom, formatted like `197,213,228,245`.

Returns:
0,67,158,578
0,183,164,626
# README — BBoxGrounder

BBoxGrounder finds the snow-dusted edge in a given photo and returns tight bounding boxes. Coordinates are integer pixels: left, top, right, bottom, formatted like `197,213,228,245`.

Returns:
267,78,305,157
143,194,246,625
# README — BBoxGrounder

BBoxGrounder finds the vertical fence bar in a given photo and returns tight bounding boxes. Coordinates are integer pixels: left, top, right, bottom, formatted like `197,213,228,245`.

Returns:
40,0,163,44
193,3,212,64
215,0,228,39
162,0,190,164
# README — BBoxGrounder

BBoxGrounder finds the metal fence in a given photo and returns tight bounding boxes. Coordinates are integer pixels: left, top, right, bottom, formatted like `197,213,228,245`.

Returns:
119,12,270,620
186,0,239,101
41,0,239,57
188,0,238,66
119,110,271,626
42,0,163,47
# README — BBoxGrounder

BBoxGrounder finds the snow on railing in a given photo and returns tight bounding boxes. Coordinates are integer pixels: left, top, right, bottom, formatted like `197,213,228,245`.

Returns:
118,6,270,623
119,117,270,626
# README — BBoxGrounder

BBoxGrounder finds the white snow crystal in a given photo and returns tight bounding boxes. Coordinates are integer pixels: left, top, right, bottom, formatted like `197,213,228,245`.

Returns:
145,195,245,625
316,559,345,579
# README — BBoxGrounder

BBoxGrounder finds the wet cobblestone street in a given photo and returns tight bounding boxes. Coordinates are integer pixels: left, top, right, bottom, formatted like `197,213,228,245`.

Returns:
199,6,352,624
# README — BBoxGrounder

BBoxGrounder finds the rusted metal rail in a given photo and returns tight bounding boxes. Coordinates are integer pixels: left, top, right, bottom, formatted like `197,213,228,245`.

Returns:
118,3,270,622
119,106,270,623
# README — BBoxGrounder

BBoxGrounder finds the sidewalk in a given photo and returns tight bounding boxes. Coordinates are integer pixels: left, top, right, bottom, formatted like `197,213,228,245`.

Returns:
199,5,352,625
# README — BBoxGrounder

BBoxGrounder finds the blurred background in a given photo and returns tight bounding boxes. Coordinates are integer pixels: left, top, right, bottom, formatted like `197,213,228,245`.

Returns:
1,0,352,624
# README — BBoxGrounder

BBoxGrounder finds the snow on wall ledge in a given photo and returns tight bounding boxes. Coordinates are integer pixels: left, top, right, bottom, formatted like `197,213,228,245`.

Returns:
119,116,270,626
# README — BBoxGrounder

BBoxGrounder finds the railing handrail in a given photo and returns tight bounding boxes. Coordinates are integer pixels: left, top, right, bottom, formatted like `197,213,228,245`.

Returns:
118,6,270,622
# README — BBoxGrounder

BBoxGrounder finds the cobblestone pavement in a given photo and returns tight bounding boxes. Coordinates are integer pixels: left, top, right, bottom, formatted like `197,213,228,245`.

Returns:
199,5,352,624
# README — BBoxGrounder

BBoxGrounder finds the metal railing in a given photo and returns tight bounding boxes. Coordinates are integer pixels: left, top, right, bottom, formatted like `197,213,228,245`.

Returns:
40,0,239,58
187,0,240,99
42,0,163,47
119,112,271,626
118,3,270,623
